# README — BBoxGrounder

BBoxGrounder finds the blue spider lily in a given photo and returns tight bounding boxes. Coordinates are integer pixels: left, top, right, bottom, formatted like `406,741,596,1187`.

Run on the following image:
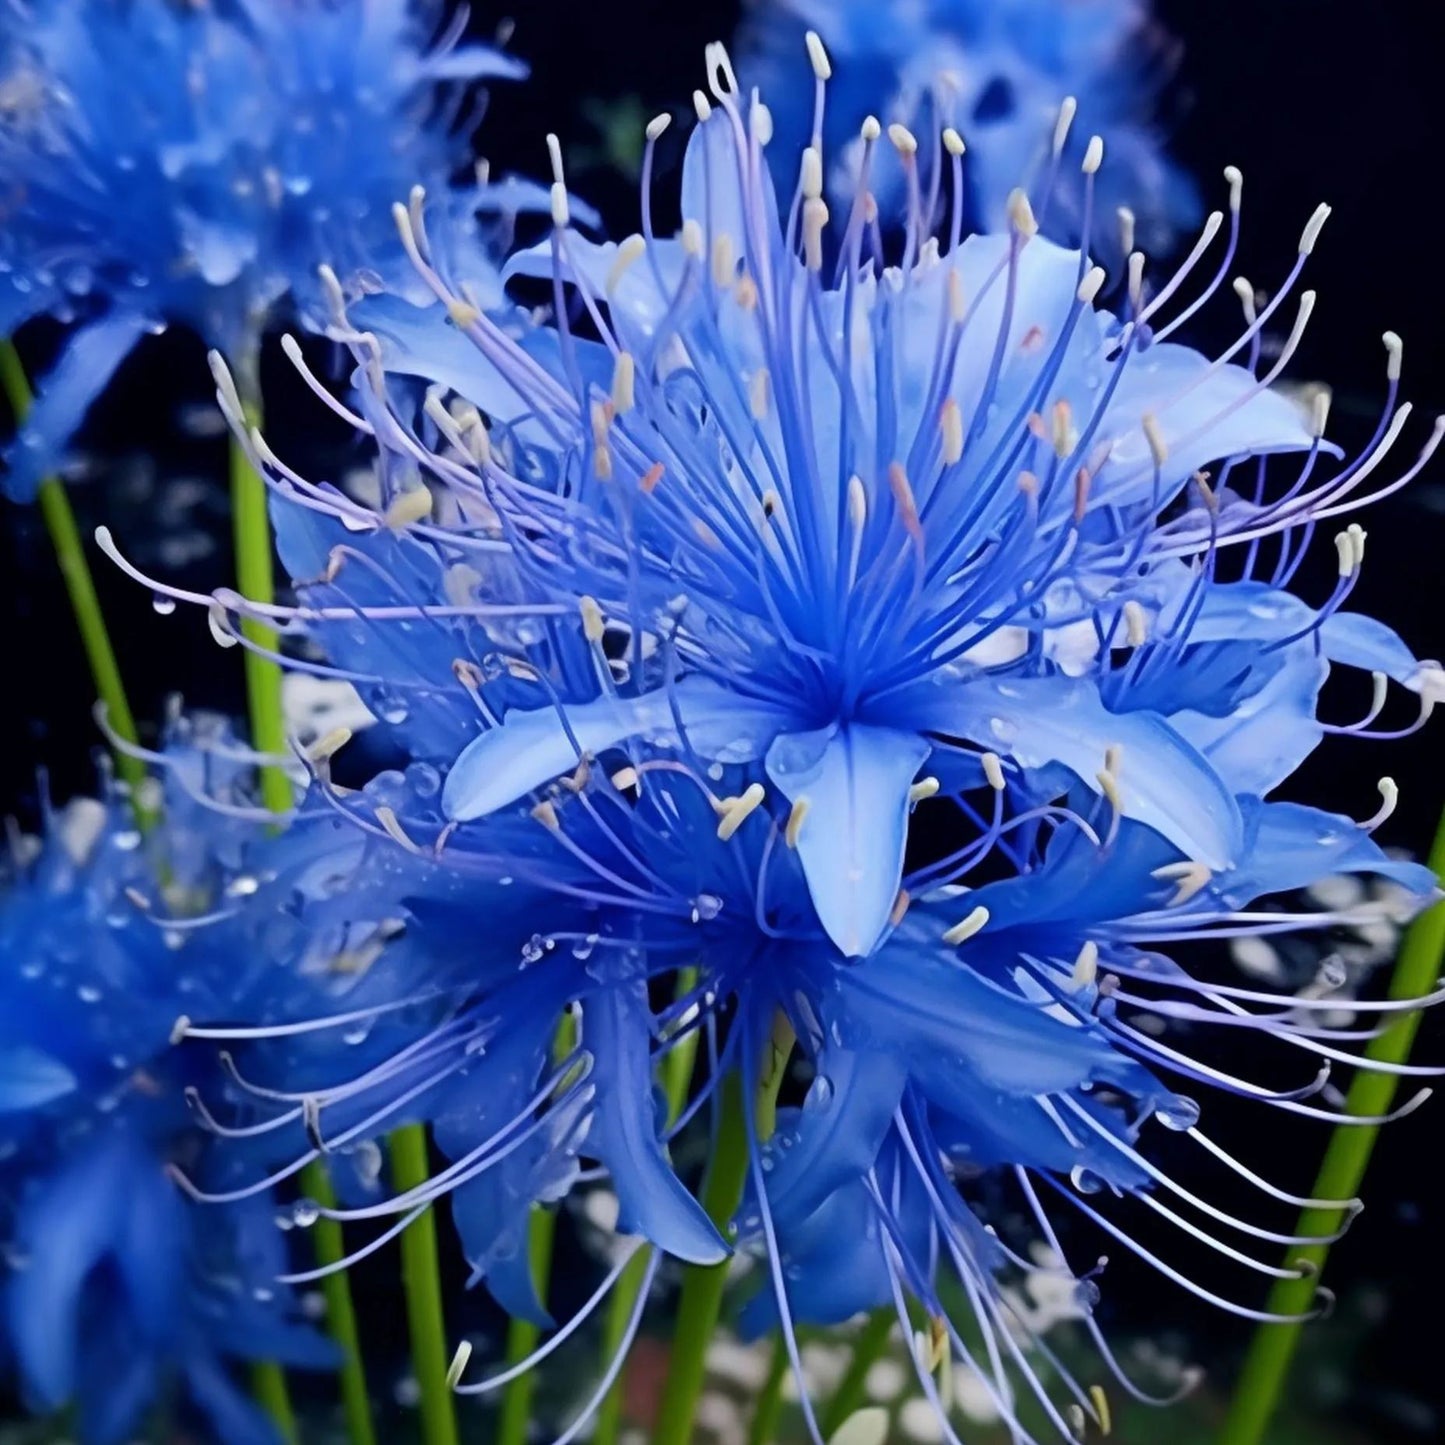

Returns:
0,717,353,1444
735,0,1201,259
0,0,535,498
168,701,1438,1442
235,39,1445,962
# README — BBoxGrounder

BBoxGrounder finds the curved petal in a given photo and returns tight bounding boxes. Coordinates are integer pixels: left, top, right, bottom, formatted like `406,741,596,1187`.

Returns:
1218,799,1440,907
0,1046,77,1113
1320,611,1437,690
583,980,728,1265
1100,345,1318,510
6,1145,130,1405
4,314,150,501
907,673,1243,869
442,679,798,822
752,1048,907,1232
764,722,931,956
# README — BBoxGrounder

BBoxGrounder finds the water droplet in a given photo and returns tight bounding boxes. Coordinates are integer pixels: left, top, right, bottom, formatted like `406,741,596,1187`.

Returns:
1154,1095,1200,1132
1073,1278,1101,1311
410,763,441,798
291,1199,320,1228
151,593,177,616
1070,1165,1104,1195
572,933,599,961
76,983,102,1004
692,893,723,922
1318,956,1348,990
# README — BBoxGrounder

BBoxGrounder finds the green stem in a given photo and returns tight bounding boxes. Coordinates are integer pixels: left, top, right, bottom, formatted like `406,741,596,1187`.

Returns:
1,339,150,816
496,1206,558,1445
820,1311,895,1439
650,1074,752,1445
250,1361,298,1445
300,1161,377,1445
593,969,701,1445
747,1336,790,1445
1217,805,1445,1445
390,1122,459,1445
228,425,292,815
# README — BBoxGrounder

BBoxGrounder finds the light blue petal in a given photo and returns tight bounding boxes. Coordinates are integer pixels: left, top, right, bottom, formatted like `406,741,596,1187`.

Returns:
504,235,689,348
1221,799,1440,905
1100,346,1318,510
764,723,931,956
1320,612,1430,688
442,679,797,822
908,674,1243,869
0,1046,77,1112
3,314,150,501
582,980,728,1265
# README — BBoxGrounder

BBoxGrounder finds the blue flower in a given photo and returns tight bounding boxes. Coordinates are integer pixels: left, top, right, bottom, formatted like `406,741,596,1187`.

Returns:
735,0,1201,257
176,694,1439,1438
0,0,532,498
0,719,348,1444
253,52,1443,964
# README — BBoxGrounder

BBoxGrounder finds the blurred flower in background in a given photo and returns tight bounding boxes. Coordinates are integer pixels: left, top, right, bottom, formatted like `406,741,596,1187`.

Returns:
736,0,1200,261
0,0,532,499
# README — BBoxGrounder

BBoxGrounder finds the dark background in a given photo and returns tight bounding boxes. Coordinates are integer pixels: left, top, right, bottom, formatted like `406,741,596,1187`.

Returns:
2,1,1441,1439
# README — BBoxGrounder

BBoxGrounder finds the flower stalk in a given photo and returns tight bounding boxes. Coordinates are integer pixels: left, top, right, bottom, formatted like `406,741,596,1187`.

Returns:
390,1121,459,1445
230,405,376,1442
1218,804,1445,1445
1,339,151,821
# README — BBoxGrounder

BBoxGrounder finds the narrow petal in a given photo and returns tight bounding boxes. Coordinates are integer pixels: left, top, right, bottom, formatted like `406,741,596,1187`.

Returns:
582,980,727,1265
443,679,796,822
764,723,931,956
907,674,1243,869
0,1046,77,1113
4,314,150,501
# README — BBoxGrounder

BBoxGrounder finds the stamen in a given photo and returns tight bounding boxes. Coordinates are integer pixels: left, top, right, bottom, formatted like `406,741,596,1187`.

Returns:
805,29,831,80
446,1342,472,1389
887,123,918,157
1150,860,1213,907
607,234,646,292
611,352,636,413
1082,135,1103,175
1052,96,1078,158
1298,203,1331,255
717,782,765,841
1117,206,1136,256
785,797,809,847
1070,941,1099,991
645,112,671,143
1077,266,1107,304
1224,164,1243,214
306,727,352,764
532,800,561,830
942,905,990,945
981,752,1005,791
1365,776,1399,830
1384,329,1403,382
909,777,940,803
940,399,963,465
1089,1385,1112,1437
1007,188,1039,239
942,127,965,157
384,487,432,529
1122,600,1148,647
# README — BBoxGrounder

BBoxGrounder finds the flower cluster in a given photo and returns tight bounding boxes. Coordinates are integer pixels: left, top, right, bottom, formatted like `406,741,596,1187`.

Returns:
104,36,1441,1441
0,716,346,1443
0,0,533,498
736,0,1200,258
